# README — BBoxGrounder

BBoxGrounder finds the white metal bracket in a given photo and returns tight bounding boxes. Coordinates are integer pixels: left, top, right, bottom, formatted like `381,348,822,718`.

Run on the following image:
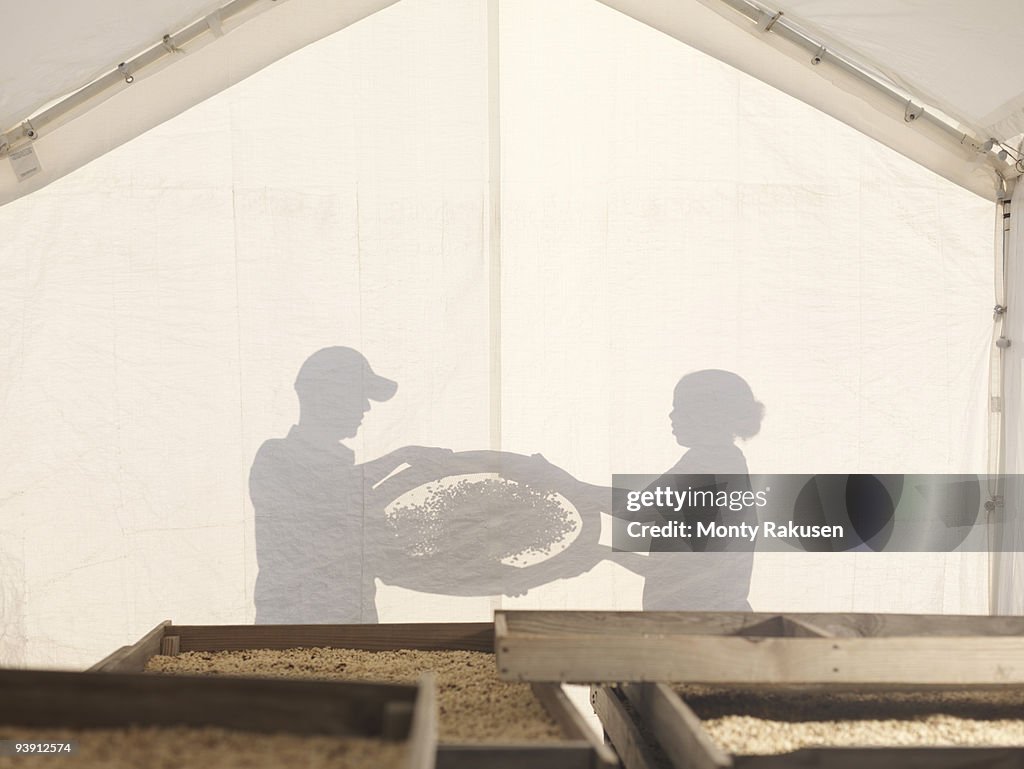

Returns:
206,10,225,37
161,34,182,54
758,10,783,32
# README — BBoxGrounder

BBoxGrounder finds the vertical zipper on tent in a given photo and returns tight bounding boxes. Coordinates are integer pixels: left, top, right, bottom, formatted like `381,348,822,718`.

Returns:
989,191,1011,613
990,198,1009,478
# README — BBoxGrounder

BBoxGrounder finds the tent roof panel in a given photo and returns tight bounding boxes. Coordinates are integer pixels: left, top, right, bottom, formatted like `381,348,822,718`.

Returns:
2,0,226,133
779,0,1024,139
600,0,1009,200
1,0,1021,204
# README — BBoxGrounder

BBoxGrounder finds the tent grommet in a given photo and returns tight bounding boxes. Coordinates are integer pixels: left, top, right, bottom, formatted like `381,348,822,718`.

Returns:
810,46,826,66
118,62,134,85
985,496,1003,513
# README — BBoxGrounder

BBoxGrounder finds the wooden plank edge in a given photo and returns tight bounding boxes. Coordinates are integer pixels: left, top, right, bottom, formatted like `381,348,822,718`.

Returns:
494,612,509,644
780,616,835,638
499,635,1024,685
591,686,665,769
407,673,438,769
86,620,171,672
732,747,1024,769
0,668,419,737
436,744,597,769
495,610,1024,639
499,611,771,639
160,634,181,656
531,683,619,767
84,645,132,673
622,683,731,769
733,616,786,638
173,622,495,652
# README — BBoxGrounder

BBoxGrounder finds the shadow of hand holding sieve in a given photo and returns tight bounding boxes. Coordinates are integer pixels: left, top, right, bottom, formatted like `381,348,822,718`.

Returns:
366,449,610,597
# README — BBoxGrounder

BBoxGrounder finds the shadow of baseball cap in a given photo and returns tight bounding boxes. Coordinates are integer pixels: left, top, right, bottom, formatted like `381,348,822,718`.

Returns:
295,347,398,402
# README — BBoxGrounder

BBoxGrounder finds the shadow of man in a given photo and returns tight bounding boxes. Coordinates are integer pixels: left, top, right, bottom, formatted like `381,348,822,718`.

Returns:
250,346,444,624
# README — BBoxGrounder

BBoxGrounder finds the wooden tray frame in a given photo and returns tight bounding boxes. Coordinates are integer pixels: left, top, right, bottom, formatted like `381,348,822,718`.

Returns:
0,666,435,769
594,682,1024,769
90,620,617,769
495,610,1024,686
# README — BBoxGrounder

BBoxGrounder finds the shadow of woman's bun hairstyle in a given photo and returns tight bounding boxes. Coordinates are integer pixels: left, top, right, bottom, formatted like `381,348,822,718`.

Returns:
675,369,764,441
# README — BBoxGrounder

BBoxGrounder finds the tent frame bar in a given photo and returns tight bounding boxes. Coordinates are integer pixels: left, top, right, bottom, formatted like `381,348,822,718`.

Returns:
4,0,1022,193
710,0,1019,185
0,0,272,156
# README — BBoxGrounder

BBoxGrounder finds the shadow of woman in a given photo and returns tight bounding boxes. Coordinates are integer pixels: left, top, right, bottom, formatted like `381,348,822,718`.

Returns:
642,369,764,610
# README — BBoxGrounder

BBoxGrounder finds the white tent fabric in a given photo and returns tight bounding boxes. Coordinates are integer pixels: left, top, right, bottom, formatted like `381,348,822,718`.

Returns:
2,0,1022,205
0,0,995,669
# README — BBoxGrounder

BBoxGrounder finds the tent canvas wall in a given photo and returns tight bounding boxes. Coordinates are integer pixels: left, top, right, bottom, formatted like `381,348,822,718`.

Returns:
0,0,1016,668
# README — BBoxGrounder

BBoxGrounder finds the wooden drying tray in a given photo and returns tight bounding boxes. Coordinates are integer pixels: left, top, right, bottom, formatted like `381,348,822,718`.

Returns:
90,620,617,769
495,610,1024,686
0,667,435,769
593,683,1024,769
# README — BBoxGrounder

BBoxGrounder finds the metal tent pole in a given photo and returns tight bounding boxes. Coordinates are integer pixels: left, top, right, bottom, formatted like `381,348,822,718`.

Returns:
708,0,1019,186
